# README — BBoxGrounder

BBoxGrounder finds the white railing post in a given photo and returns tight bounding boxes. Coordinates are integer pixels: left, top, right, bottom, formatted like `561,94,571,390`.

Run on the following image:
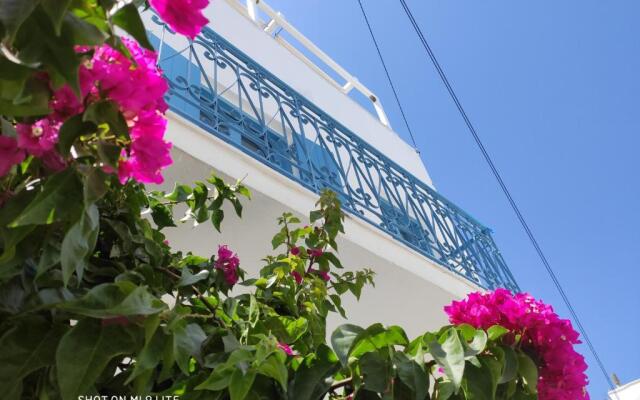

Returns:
371,97,391,128
245,0,257,21
225,0,392,128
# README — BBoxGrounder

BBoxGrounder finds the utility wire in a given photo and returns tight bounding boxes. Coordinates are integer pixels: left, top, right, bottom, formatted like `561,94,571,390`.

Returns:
396,0,616,392
355,0,419,152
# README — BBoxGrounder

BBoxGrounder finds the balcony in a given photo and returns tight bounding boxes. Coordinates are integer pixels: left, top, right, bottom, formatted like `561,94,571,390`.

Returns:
148,16,519,292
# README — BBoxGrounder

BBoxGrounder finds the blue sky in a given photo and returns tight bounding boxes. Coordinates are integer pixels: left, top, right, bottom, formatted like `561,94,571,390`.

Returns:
264,0,639,397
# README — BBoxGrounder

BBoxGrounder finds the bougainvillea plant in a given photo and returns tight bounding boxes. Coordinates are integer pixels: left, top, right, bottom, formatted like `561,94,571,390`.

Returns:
445,290,590,400
0,1,589,399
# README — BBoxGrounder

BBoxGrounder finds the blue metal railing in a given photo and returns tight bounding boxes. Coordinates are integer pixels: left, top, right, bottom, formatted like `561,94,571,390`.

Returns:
150,17,519,291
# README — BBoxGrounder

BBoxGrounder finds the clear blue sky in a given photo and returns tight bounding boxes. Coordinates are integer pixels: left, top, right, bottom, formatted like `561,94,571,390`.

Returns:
262,0,639,397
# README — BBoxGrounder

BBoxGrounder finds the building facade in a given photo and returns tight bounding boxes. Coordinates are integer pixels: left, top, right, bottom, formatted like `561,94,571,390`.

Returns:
143,0,518,337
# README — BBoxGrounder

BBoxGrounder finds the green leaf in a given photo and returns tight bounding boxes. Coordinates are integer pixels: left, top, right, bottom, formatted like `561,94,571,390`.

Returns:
112,3,153,50
429,328,465,392
36,239,60,277
82,167,108,204
232,198,242,217
125,330,167,384
0,317,66,399
97,140,121,168
257,355,288,391
165,183,193,202
58,281,166,318
516,351,538,394
61,203,99,285
288,344,339,400
0,0,40,42
0,75,51,116
57,114,94,156
271,230,286,249
497,345,519,384
331,324,364,367
150,202,176,230
394,352,428,400
10,169,82,226
172,321,207,374
83,100,129,138
461,359,495,400
178,268,209,287
263,316,308,344
359,351,390,393
43,21,81,94
211,208,224,232
61,13,107,45
236,185,251,199
229,369,256,400
438,381,455,400
487,325,509,341
322,252,343,269
41,0,72,34
196,365,234,391
350,324,409,359
463,329,487,358
56,319,139,400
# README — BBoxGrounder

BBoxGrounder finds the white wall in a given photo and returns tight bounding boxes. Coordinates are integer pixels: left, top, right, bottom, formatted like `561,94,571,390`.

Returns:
143,1,432,186
610,379,640,400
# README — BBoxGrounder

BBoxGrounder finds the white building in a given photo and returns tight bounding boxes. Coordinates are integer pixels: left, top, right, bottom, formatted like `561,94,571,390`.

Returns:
610,379,640,400
143,0,518,337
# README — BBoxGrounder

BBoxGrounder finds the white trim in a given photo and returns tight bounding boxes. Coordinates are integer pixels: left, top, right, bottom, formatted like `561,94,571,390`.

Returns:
223,0,391,128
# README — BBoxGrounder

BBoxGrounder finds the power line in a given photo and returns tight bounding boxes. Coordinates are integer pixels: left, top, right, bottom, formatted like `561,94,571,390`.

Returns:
355,0,419,151
396,0,616,392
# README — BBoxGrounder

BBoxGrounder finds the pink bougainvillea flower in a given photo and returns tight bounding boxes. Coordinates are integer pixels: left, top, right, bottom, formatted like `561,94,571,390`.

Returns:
16,119,60,157
50,85,83,119
77,38,171,184
40,150,67,172
0,136,25,177
444,289,589,400
317,270,330,282
150,0,209,39
291,270,303,284
290,246,300,256
307,248,323,258
4,37,171,184
118,110,172,184
309,269,330,282
215,245,240,286
90,38,169,115
277,342,295,356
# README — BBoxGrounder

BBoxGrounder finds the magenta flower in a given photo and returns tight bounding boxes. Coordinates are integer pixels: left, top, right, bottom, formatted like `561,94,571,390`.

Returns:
309,269,330,282
307,248,323,258
16,119,60,157
40,150,67,172
318,270,330,282
50,85,83,119
0,136,25,177
118,110,172,184
290,246,300,256
291,271,303,284
445,289,589,400
150,0,209,39
277,342,295,356
215,245,240,286
2,37,171,183
78,38,172,184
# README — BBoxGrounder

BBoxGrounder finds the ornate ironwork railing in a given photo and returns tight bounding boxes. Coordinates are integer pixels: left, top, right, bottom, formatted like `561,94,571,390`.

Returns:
149,17,519,291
